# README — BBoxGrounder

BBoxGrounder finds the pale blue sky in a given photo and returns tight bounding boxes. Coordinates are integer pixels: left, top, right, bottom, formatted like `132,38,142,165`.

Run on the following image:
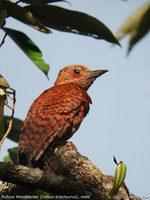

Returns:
0,0,150,198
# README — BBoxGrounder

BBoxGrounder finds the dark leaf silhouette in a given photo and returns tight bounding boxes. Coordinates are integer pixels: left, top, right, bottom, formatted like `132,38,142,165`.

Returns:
5,1,50,33
20,0,66,5
0,8,7,28
26,5,120,45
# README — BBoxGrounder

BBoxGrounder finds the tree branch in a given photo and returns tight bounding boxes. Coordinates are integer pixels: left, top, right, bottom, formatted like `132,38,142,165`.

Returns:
0,142,141,200
0,162,79,194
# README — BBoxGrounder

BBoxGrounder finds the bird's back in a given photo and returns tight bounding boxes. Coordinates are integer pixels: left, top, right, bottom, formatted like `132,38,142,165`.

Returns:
18,83,91,168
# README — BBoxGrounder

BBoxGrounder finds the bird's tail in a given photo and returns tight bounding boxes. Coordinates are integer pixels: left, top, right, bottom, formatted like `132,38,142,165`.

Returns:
41,150,61,175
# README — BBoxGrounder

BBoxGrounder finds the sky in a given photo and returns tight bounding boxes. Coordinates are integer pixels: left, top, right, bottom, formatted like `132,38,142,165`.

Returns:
0,0,150,198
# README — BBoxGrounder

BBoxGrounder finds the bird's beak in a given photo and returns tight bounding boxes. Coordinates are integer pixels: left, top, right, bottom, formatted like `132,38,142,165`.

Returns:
89,70,108,79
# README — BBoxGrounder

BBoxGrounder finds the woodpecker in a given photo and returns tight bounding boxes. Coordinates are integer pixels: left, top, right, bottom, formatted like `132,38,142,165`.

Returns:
18,65,108,172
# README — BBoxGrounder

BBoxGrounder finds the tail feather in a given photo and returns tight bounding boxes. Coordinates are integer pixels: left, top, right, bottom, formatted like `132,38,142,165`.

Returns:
42,150,61,175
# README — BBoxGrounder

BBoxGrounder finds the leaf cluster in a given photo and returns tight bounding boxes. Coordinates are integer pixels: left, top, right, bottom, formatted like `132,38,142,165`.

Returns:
0,0,120,77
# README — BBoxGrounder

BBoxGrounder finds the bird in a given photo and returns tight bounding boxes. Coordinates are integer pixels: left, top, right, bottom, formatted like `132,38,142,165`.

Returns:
18,64,108,173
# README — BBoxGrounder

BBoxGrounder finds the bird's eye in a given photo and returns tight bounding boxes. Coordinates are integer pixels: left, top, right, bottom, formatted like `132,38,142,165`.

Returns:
73,69,81,75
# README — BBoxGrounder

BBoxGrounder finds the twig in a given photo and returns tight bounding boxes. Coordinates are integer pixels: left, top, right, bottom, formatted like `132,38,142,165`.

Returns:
0,33,7,48
5,102,14,110
0,88,16,149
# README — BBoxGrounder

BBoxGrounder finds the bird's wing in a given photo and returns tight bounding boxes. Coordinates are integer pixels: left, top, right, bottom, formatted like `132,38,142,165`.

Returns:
18,84,91,163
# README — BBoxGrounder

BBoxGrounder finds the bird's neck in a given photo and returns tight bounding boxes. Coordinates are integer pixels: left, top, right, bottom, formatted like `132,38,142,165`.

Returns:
54,82,89,91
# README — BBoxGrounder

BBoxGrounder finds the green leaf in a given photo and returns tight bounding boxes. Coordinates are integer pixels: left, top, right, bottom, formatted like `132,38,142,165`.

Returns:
26,5,120,45
3,147,18,163
116,2,150,53
34,189,49,196
3,155,13,163
106,161,127,200
3,116,23,143
3,28,50,77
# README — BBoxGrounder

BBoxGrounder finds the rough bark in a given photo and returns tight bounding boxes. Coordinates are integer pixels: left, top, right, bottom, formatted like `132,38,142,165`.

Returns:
0,142,140,200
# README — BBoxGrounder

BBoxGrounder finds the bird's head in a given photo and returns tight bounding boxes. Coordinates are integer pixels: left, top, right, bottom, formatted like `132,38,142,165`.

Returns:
55,65,108,90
